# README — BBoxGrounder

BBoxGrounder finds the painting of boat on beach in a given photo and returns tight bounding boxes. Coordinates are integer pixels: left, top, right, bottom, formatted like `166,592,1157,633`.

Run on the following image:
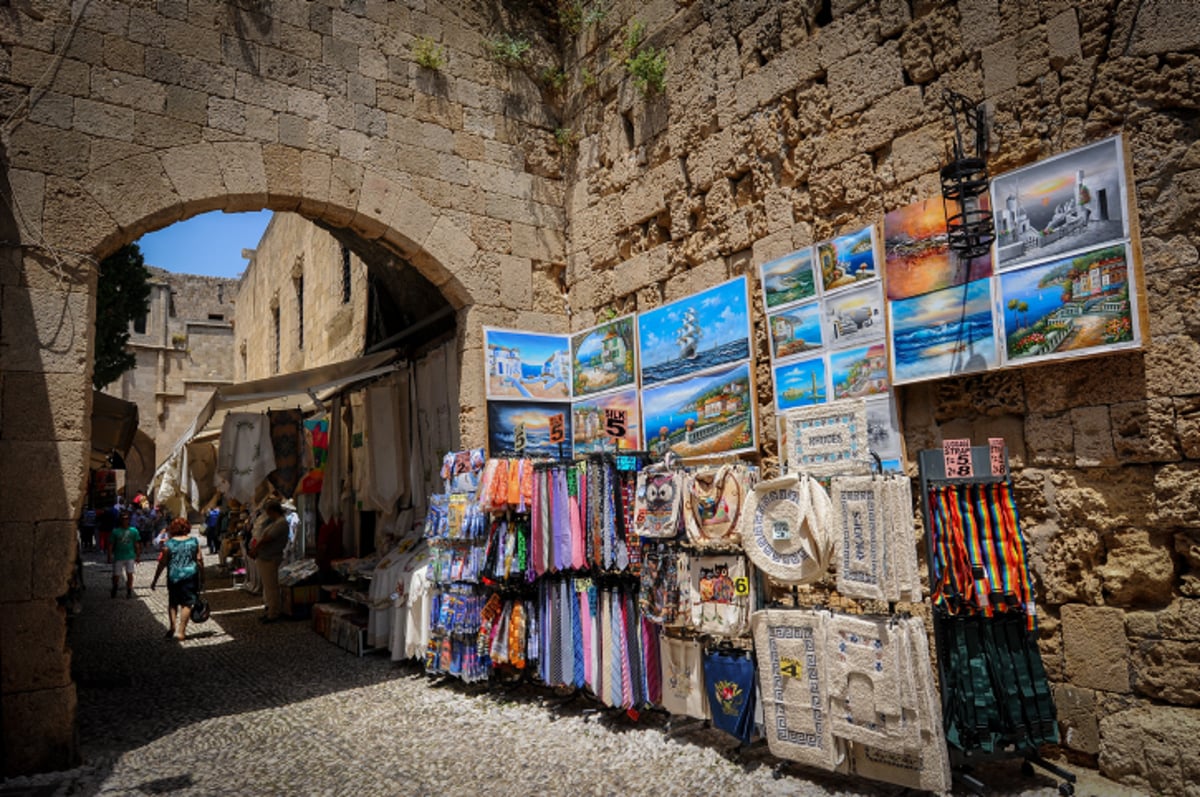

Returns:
991,135,1129,272
997,243,1139,366
772,356,829,412
571,315,636,398
829,343,889,400
487,400,573,458
817,225,879,294
823,282,884,349
572,389,641,455
883,196,993,300
760,248,817,310
889,278,998,385
641,362,756,458
637,277,752,387
484,328,571,400
768,301,824,361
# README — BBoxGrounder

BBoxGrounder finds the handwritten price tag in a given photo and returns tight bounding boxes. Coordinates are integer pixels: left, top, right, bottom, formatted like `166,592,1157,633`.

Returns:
548,413,566,444
988,437,1006,477
943,439,973,478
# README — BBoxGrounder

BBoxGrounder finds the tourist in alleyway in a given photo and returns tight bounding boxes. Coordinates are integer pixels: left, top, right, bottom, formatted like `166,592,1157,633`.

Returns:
254,499,289,623
150,518,204,641
107,511,141,599
79,504,97,552
96,503,116,557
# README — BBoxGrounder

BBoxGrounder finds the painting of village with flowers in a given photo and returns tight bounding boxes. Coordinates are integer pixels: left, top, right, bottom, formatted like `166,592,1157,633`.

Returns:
998,243,1138,365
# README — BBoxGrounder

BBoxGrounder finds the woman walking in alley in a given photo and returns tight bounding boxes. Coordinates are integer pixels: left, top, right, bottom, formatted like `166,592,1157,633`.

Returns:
150,518,204,641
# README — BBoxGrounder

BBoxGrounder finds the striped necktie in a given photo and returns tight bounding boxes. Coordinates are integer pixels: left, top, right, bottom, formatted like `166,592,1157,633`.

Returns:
571,581,585,688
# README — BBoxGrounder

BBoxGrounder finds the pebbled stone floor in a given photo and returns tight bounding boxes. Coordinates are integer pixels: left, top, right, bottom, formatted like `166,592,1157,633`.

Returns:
2,538,1138,797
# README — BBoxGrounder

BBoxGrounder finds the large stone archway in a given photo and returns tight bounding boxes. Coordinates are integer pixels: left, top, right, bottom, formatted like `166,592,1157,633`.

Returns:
0,0,568,772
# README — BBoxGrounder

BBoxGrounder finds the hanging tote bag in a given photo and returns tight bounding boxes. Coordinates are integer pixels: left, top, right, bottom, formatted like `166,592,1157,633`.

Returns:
740,474,834,584
634,469,684,539
683,465,749,548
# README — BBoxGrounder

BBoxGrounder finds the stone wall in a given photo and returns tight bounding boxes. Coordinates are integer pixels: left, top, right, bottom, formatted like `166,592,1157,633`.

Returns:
557,0,1199,792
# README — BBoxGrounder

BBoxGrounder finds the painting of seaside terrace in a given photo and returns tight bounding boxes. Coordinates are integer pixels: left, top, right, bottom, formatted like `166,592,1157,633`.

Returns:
641,361,756,458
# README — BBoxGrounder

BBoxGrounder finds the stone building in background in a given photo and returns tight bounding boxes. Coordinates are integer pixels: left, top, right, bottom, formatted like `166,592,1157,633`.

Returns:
103,267,237,493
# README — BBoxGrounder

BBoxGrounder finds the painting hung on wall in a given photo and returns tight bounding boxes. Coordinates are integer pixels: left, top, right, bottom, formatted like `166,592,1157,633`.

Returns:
829,343,889,400
641,361,756,458
572,388,641,455
487,400,573,458
768,301,824,360
865,395,904,461
484,328,571,401
773,356,829,412
823,282,885,349
637,276,752,387
888,278,999,385
817,225,878,294
760,248,817,310
883,196,993,300
997,243,1139,366
571,315,636,398
991,135,1129,272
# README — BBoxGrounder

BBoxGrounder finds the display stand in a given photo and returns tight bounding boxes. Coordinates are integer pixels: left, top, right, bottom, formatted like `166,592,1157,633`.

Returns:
917,446,1075,796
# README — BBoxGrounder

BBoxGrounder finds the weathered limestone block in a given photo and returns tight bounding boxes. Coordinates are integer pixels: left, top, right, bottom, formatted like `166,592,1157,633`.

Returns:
827,40,904,117
0,522,34,603
1175,531,1200,598
1023,353,1147,414
1146,334,1200,400
1025,411,1074,467
1,685,77,775
1132,639,1200,706
160,143,225,207
1062,604,1130,693
0,287,93,374
1053,684,1100,755
1071,405,1117,467
1109,398,1181,463
1152,462,1200,527
981,35,1019,97
1045,8,1082,69
1099,704,1200,795
1051,466,1154,534
0,371,90,442
1098,529,1176,608
0,599,70,693
1127,0,1200,56
1029,521,1103,606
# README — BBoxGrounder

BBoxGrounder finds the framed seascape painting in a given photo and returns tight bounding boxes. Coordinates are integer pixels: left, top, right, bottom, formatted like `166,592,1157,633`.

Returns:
637,276,752,387
997,243,1140,367
572,388,641,455
768,301,824,361
760,248,818,310
816,225,879,294
829,343,889,400
888,278,999,385
883,196,993,301
571,314,637,398
822,282,885,350
487,400,573,458
641,361,757,459
484,328,571,401
991,135,1130,272
772,356,829,412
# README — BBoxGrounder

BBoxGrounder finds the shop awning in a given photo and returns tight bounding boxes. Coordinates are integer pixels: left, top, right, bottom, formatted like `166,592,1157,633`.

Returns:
90,391,139,470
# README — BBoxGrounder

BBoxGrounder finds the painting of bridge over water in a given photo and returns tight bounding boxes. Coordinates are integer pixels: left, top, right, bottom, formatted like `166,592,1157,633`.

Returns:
641,361,756,458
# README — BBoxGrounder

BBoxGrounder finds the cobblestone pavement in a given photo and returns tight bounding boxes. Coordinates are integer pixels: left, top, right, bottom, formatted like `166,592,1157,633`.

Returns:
3,539,1137,797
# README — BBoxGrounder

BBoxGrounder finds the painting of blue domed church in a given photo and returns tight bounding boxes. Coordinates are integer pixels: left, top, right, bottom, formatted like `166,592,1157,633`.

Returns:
485,327,571,400
571,315,636,398
637,277,752,387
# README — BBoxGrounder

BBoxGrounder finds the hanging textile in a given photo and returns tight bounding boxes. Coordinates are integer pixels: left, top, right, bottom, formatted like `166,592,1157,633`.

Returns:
831,476,889,602
702,649,757,744
633,469,683,538
683,465,749,548
318,397,344,520
784,399,872,478
740,474,833,584
659,633,708,719
297,417,329,495
267,408,305,498
824,613,916,751
363,377,407,511
639,544,690,627
688,554,752,636
215,412,277,505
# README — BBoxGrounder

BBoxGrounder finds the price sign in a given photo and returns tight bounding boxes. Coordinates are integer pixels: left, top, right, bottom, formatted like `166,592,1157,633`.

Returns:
513,422,527,456
772,520,791,541
734,577,750,596
943,438,973,478
548,413,566,444
604,408,628,441
779,657,803,679
988,437,1006,477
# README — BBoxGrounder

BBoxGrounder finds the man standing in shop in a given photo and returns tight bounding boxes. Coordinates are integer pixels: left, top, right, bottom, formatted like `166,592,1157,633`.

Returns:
254,500,289,624
107,510,141,598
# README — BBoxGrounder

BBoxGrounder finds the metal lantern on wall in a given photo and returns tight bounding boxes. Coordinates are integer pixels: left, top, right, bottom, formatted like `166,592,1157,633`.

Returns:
940,91,995,260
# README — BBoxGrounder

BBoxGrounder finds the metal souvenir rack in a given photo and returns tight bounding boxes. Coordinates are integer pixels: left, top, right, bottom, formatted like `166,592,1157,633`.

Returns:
917,446,1076,796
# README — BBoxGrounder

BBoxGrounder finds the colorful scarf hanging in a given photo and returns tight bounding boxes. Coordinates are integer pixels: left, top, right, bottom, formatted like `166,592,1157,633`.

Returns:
297,417,328,494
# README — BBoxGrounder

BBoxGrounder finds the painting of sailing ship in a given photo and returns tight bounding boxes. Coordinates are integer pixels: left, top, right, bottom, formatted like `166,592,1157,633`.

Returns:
817,225,879,294
571,315,636,398
883,196,993,300
772,356,829,412
572,388,641,455
997,243,1138,366
822,282,885,349
484,328,571,400
829,343,889,400
888,278,998,385
641,362,756,458
487,400,573,458
991,135,1129,272
760,248,817,309
636,277,752,386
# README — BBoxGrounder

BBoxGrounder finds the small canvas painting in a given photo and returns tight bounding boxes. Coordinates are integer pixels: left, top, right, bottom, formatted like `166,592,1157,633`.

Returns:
997,243,1138,366
641,361,756,459
487,400,573,458
768,301,824,360
572,389,641,455
889,278,998,385
865,395,904,460
823,282,885,349
485,328,571,400
637,277,752,386
773,356,829,412
760,248,817,310
571,315,636,398
883,196,993,300
817,225,879,294
991,135,1129,272
830,343,889,400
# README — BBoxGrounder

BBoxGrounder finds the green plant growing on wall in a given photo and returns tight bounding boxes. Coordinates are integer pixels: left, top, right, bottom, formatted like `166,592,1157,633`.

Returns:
554,127,579,151
412,36,445,70
557,1,608,35
580,66,597,89
488,34,532,66
617,19,667,97
541,66,569,92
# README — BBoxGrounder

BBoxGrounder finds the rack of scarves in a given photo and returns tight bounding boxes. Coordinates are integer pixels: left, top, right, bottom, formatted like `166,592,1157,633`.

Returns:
917,446,1071,795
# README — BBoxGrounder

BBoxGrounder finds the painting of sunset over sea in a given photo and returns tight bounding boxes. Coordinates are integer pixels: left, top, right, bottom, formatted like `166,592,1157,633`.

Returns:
883,197,992,300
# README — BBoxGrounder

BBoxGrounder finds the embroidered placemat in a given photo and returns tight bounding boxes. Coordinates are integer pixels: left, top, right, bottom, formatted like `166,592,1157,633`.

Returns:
832,476,888,601
741,474,834,584
825,613,916,751
784,399,871,478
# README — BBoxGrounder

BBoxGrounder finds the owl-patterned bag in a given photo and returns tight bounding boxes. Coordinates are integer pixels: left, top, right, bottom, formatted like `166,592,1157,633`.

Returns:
634,470,683,539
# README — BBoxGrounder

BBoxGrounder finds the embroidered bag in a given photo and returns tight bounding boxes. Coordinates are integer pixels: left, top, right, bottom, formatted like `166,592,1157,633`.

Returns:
633,469,683,539
683,465,749,548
